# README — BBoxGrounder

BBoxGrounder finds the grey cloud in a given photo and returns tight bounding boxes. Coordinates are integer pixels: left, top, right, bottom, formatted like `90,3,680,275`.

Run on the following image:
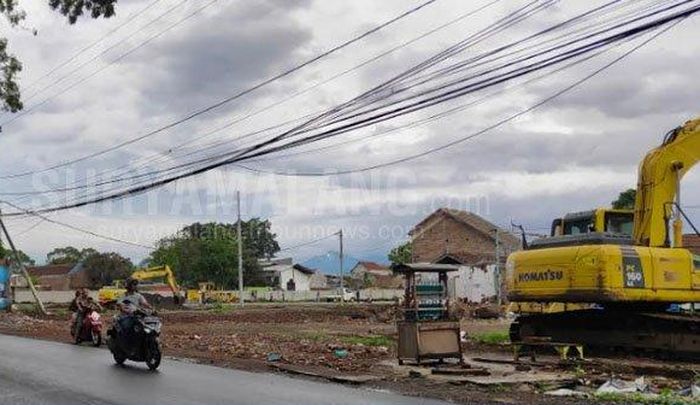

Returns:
133,0,313,117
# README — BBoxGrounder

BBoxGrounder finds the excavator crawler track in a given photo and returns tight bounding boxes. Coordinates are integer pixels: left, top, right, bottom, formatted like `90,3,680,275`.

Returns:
510,309,700,359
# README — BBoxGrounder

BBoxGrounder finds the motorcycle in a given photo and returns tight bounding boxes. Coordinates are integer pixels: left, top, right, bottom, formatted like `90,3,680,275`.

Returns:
107,306,162,371
72,308,102,347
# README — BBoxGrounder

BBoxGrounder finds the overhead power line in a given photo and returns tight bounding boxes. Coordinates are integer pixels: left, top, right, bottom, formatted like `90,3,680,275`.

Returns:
3,0,696,218
237,20,682,177
1,0,501,206
0,0,502,203
0,0,440,180
0,200,155,250
278,232,340,252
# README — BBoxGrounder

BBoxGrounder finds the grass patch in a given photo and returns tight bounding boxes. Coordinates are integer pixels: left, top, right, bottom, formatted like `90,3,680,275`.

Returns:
471,331,510,345
339,335,393,347
52,307,69,317
301,331,329,342
209,302,232,314
594,392,699,405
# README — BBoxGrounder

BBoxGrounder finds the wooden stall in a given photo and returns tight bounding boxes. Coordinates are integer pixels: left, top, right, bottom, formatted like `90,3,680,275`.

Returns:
393,263,462,365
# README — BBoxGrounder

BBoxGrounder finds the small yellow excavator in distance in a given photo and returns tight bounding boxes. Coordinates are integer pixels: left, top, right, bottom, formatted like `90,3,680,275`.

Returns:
506,117,700,357
98,265,185,308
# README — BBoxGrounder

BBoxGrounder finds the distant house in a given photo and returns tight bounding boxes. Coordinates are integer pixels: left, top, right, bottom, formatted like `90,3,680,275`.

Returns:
409,208,521,303
350,261,402,289
350,261,391,278
23,263,89,290
258,257,317,291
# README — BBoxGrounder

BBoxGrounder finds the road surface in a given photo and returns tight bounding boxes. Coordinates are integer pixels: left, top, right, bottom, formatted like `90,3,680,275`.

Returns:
0,335,449,405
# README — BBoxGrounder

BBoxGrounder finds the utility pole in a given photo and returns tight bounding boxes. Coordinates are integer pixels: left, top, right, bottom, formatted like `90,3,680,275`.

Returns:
237,191,244,308
338,229,344,303
494,228,501,306
0,210,46,315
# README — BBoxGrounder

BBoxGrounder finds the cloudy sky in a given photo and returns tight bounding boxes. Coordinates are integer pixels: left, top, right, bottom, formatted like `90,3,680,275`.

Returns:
1,0,699,266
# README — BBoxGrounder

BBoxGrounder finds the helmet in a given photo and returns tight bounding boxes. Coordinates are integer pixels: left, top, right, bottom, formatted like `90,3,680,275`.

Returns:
125,277,139,290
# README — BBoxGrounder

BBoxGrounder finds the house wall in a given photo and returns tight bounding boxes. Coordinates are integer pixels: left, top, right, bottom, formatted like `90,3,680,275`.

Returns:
309,272,328,290
684,235,700,255
278,268,311,291
37,275,71,291
448,265,497,303
69,271,91,289
412,215,496,264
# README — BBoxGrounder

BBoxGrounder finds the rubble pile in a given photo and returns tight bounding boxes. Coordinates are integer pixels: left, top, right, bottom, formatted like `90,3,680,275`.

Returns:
163,328,393,373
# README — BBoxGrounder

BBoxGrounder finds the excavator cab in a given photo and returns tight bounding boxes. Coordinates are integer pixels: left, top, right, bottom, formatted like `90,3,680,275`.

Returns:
550,209,634,237
530,209,634,250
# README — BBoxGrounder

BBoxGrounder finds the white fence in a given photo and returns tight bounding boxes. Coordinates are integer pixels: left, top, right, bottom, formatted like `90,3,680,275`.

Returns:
247,288,402,302
12,288,402,304
13,289,98,304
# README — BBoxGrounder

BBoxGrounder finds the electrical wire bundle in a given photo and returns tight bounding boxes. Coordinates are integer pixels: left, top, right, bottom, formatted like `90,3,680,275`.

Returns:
0,0,698,245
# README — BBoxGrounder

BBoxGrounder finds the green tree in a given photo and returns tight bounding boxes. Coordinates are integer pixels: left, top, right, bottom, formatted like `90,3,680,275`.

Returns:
149,221,274,289
388,241,412,265
82,251,133,288
0,0,117,112
0,239,35,267
46,246,98,264
181,219,280,259
612,188,637,210
241,218,280,259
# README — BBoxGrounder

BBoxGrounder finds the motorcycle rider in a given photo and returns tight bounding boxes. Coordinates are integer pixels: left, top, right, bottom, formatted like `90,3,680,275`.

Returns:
116,278,152,347
85,296,103,313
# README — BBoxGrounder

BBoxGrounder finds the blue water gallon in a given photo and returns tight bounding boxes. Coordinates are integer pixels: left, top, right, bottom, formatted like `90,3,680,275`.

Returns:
0,264,10,310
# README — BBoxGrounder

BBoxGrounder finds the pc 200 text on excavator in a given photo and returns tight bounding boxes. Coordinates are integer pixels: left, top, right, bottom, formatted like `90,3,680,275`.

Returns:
506,117,700,357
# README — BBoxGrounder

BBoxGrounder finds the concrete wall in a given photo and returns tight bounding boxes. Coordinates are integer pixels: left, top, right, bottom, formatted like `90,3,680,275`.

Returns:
246,288,401,302
13,288,402,304
278,268,311,291
14,289,98,304
448,265,497,303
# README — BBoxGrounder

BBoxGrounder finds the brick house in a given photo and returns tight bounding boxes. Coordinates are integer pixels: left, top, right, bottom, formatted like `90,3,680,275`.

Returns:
350,261,391,278
409,208,521,303
684,234,700,255
24,263,89,290
350,261,403,289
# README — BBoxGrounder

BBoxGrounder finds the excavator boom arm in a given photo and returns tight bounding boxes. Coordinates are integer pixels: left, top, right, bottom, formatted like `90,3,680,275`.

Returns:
633,117,700,247
131,265,181,296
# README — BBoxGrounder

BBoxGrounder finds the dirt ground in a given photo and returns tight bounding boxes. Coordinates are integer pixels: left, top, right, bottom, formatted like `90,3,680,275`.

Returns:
0,303,698,405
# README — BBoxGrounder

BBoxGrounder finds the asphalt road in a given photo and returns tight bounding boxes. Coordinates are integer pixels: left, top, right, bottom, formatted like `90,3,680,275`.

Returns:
0,335,450,405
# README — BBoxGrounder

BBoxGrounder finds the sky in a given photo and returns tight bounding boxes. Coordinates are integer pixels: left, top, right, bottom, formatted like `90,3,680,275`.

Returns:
1,0,699,266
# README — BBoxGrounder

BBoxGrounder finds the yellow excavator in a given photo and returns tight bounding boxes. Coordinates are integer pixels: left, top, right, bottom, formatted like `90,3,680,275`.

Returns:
98,265,185,308
506,117,700,356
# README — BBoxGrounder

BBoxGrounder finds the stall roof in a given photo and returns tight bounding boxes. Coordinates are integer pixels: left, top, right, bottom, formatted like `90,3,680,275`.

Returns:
392,263,460,273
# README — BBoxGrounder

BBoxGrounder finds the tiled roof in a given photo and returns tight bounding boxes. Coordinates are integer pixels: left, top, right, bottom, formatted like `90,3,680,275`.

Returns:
357,261,388,271
410,208,521,251
26,264,75,277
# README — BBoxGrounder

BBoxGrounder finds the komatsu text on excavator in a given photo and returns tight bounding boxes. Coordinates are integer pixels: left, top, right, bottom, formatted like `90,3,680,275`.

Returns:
506,117,700,357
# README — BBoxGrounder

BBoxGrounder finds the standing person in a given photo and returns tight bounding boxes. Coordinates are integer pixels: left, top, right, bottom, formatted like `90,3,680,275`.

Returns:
69,289,88,338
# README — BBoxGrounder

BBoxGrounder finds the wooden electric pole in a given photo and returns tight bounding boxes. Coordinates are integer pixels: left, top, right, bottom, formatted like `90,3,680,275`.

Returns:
338,229,344,303
494,228,501,306
237,191,244,308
